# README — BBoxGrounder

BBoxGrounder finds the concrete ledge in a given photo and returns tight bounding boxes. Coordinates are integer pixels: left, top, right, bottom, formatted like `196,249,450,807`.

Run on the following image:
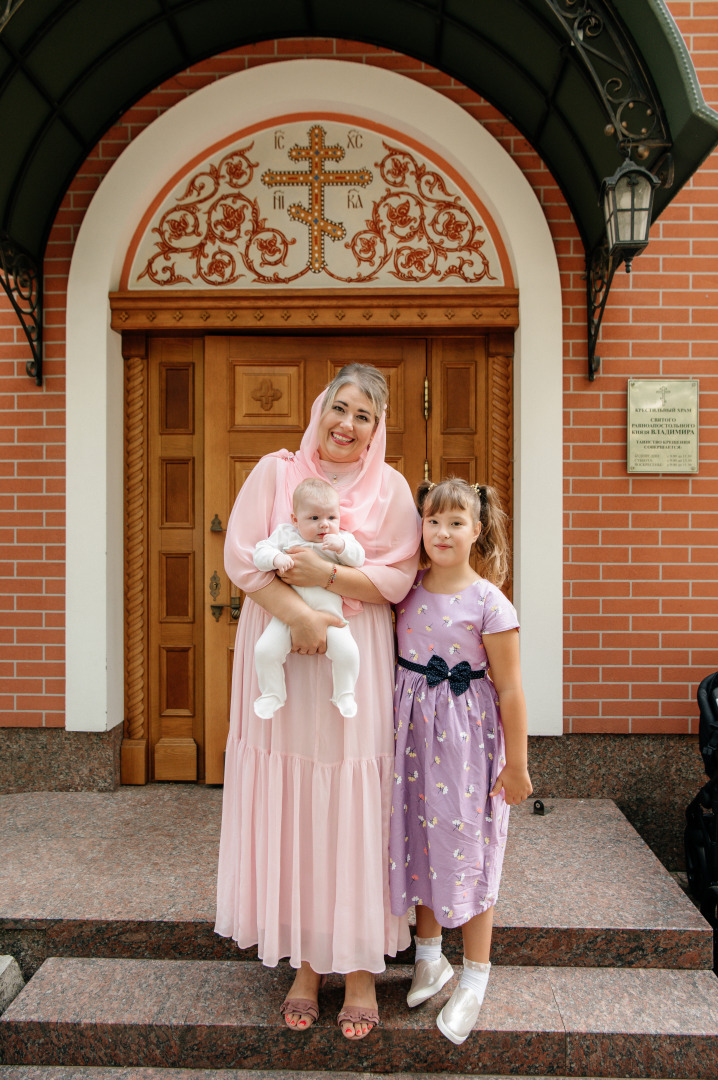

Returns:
0,957,24,1015
0,726,122,794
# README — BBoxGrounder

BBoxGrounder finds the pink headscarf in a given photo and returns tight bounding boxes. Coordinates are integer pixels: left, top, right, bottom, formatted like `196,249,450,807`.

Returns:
266,390,389,544
225,384,421,614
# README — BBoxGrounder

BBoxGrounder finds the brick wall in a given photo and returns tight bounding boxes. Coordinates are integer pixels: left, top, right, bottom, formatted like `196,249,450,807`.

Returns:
1,5,716,734
563,0,718,734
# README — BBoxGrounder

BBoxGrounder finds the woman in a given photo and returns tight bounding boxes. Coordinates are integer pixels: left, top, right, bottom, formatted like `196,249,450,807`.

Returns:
215,363,422,1039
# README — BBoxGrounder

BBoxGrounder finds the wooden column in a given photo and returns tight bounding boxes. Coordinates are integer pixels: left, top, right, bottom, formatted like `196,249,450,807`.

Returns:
487,330,514,597
121,332,150,784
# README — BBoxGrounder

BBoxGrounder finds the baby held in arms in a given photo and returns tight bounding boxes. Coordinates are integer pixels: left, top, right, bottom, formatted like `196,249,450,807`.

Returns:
252,478,365,719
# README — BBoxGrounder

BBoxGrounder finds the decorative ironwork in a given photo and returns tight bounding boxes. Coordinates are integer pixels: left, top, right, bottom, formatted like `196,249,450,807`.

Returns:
0,234,42,384
543,2,672,380
0,0,26,33
586,240,620,380
544,0,670,157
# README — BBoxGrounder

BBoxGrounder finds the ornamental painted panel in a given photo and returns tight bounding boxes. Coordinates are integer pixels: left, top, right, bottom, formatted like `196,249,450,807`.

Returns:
123,117,508,290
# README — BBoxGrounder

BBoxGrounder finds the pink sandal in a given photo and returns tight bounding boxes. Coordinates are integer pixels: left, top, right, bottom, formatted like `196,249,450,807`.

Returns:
280,974,327,1031
280,996,320,1029
337,1004,380,1039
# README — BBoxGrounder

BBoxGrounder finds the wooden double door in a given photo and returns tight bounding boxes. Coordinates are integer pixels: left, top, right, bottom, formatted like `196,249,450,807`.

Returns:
135,332,513,784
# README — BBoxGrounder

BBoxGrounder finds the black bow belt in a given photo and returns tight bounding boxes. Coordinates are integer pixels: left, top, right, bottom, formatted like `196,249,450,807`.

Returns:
397,654,486,696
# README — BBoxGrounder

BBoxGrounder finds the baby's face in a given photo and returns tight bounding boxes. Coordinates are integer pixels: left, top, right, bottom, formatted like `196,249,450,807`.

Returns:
292,496,341,542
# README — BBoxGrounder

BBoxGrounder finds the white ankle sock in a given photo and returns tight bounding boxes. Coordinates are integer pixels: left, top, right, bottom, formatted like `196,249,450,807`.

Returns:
458,957,490,1003
414,934,442,963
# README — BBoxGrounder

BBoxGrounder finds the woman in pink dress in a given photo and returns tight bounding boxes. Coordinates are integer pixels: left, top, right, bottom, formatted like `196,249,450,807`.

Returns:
215,363,421,1039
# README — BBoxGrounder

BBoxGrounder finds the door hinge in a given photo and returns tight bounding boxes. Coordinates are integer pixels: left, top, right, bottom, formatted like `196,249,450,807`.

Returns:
424,376,429,421
424,460,430,481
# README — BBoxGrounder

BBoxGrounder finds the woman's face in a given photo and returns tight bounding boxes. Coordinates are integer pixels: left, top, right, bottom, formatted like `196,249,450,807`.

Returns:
316,383,377,463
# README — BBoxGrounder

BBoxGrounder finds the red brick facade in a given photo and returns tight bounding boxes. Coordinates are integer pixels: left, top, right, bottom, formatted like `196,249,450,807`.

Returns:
1,3,717,735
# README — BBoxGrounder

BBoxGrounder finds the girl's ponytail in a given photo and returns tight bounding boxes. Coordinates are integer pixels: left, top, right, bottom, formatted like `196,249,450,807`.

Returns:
475,484,510,588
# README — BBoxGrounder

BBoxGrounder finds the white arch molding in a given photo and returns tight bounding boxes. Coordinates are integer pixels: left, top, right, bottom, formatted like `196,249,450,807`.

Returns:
65,60,563,736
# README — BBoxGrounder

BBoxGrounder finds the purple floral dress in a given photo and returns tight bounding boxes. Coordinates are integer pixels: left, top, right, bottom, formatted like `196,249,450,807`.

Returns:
389,571,519,927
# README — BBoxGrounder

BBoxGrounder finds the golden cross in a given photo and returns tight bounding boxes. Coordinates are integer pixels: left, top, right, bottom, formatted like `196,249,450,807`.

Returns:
262,126,372,272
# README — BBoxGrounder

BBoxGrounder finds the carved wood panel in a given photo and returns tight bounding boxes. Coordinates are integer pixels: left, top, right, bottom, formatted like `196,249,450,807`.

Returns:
122,337,149,784
147,337,204,782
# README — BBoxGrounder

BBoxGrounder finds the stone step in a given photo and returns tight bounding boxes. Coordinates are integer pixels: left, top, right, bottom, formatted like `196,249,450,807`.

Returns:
1,796,712,978
1,959,718,1078
0,1073,694,1080
0,1072,699,1080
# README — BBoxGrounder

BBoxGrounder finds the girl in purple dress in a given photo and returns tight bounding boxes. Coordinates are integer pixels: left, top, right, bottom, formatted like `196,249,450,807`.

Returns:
390,477,533,1045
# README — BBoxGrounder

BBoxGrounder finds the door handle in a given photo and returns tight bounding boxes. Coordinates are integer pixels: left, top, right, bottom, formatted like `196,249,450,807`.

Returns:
210,597,241,622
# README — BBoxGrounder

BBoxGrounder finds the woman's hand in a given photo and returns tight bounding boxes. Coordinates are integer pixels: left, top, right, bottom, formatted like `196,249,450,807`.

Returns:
280,547,332,588
289,608,345,655
489,764,533,806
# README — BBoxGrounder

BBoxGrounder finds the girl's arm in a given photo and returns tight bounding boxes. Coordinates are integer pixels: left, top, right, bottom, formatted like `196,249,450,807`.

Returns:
482,628,533,805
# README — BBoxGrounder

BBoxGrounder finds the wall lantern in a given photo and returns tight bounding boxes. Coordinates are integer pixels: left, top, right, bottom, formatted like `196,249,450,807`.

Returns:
601,158,661,272
587,158,661,380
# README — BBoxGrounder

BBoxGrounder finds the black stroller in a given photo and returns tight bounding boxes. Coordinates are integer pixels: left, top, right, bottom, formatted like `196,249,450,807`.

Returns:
684,669,718,971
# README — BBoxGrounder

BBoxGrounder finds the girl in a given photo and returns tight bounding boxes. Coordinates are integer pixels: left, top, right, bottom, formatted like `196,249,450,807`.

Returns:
389,477,532,1045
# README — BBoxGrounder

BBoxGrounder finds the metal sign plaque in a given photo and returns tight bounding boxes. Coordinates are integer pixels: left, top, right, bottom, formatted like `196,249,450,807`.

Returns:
627,379,699,474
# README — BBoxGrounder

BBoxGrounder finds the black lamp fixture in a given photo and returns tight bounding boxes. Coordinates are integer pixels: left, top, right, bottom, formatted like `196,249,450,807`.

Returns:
587,156,661,380
601,158,661,273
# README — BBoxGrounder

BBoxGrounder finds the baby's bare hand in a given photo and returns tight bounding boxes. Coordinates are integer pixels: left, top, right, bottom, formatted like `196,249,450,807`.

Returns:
273,553,294,574
321,534,344,554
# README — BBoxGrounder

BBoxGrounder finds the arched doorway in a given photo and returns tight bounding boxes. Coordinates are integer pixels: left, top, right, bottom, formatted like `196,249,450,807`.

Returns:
65,60,563,764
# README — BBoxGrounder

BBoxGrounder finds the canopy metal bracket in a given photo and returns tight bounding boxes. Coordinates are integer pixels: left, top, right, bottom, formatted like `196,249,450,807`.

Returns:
586,240,621,381
0,234,42,385
544,0,670,158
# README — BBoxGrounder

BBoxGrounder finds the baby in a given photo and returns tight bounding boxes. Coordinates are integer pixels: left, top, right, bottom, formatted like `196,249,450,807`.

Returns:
252,478,365,720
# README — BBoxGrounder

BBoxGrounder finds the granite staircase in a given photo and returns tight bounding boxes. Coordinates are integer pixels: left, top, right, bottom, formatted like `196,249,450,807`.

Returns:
0,787,717,1079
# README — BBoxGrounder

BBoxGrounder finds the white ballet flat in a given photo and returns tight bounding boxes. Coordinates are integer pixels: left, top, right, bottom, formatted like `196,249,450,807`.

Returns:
436,984,482,1045
406,953,454,1008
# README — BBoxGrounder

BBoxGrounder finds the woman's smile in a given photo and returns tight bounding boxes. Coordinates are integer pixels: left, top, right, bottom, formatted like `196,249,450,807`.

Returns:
317,384,376,463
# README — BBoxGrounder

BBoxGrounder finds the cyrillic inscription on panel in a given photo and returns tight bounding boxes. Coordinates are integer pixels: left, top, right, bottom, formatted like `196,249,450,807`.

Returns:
160,645,194,715
161,459,194,527
160,552,194,622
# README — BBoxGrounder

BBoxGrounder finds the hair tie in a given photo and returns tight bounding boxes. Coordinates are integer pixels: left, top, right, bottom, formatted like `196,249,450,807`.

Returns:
427,481,435,490
472,483,481,495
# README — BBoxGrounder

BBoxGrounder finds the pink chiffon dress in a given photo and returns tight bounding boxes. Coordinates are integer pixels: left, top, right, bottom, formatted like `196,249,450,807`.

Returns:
215,394,421,974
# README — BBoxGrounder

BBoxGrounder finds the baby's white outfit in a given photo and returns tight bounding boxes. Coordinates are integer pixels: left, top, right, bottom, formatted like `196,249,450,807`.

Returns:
252,523,365,718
